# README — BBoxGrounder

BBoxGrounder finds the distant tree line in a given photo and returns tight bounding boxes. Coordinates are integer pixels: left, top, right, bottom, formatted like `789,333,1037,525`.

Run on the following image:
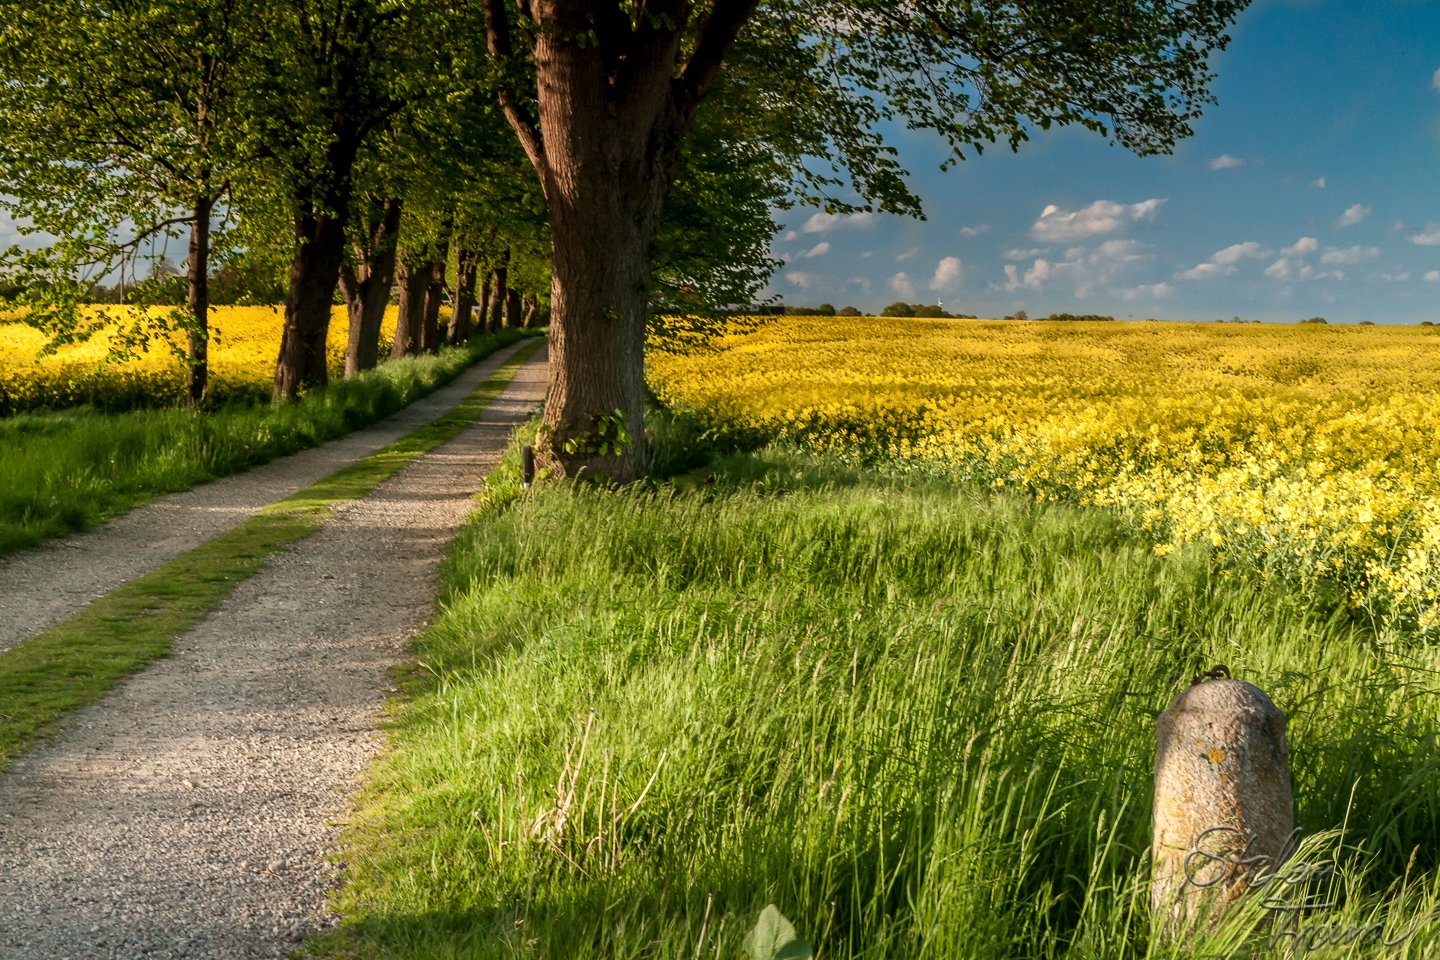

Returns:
881,302,976,318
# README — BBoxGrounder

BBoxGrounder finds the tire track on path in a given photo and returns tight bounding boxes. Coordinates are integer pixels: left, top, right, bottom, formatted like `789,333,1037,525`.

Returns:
0,347,547,959
0,336,538,653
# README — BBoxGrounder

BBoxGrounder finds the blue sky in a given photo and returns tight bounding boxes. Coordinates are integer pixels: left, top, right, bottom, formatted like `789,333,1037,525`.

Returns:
764,0,1440,324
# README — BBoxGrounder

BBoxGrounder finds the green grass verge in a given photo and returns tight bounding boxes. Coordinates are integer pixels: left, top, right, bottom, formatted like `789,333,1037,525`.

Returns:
311,440,1440,959
0,329,540,558
0,338,545,768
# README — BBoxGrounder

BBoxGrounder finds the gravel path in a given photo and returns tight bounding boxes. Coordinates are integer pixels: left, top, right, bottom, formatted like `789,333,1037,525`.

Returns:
0,347,548,959
0,337,538,653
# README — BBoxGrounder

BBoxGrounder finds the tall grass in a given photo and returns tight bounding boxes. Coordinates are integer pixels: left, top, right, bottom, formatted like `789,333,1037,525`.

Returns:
315,444,1440,959
0,329,535,556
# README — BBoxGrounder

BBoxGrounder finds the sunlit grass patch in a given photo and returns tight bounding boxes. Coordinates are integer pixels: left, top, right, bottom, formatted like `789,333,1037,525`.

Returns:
313,442,1440,959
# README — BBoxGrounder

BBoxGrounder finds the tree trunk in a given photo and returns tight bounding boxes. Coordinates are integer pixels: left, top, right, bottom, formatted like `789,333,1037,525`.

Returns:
274,209,347,400
483,0,757,480
185,194,212,408
486,253,508,333
528,32,678,481
520,292,537,329
273,109,371,401
419,241,448,354
341,196,403,377
476,270,493,337
505,285,522,331
541,182,656,480
390,253,427,359
448,247,478,346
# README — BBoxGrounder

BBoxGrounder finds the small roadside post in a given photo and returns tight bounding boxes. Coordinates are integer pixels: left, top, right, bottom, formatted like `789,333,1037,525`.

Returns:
521,444,536,489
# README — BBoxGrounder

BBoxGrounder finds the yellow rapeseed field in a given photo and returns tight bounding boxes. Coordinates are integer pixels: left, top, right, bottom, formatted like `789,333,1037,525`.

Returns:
649,315,1440,637
0,305,392,413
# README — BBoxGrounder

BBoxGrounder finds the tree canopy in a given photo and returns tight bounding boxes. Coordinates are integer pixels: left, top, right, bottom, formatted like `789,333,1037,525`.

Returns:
0,0,1251,471
0,0,254,403
479,0,1251,480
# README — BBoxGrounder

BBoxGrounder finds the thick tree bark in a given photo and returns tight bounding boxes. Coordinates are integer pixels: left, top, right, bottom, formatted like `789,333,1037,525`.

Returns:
419,241,448,354
540,173,657,480
273,92,379,400
341,196,403,377
505,285,522,331
447,246,478,346
390,253,427,359
476,269,493,336
486,253,508,332
274,209,347,400
527,25,677,481
185,194,212,408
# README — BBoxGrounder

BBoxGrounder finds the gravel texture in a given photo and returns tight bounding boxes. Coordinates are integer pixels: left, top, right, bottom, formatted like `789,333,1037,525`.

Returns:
0,347,548,958
0,337,538,654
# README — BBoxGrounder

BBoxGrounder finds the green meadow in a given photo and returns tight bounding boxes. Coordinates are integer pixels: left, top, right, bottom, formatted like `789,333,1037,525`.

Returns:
0,329,534,556
313,426,1440,959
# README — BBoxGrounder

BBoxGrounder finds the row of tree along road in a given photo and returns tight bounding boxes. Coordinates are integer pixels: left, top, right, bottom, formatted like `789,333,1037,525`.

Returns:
0,0,1252,481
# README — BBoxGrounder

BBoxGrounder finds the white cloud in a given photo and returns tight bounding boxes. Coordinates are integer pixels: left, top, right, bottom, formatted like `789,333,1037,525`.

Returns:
1093,238,1154,264
1310,177,1326,189
1176,262,1227,281
800,211,874,234
1319,245,1379,266
929,256,963,291
0,208,44,249
859,251,874,259
1122,282,1173,301
959,224,989,238
1426,270,1440,282
889,272,916,299
1213,241,1271,265
847,276,872,292
782,230,798,242
1209,154,1245,171
785,270,812,289
1408,225,1440,245
1283,236,1318,256
895,246,919,262
1029,198,1165,242
1004,247,1047,260
1433,67,1440,91
1264,258,1291,280
1001,238,1154,296
801,241,830,259
1335,204,1371,228
1176,241,1271,280
1003,259,1053,291
1381,272,1411,282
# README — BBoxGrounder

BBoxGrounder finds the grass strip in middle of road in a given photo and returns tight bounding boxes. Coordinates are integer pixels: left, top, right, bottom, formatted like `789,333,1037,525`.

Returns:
0,338,545,768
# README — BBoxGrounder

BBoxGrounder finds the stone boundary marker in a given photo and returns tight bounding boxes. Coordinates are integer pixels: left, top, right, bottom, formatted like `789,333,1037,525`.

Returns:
1153,666,1295,936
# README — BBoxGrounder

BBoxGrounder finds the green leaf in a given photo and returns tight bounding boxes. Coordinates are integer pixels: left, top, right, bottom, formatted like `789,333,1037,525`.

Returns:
742,905,813,960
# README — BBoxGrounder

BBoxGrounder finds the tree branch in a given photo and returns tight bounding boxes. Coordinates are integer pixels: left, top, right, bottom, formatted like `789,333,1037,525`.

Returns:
483,0,546,181
673,0,760,124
